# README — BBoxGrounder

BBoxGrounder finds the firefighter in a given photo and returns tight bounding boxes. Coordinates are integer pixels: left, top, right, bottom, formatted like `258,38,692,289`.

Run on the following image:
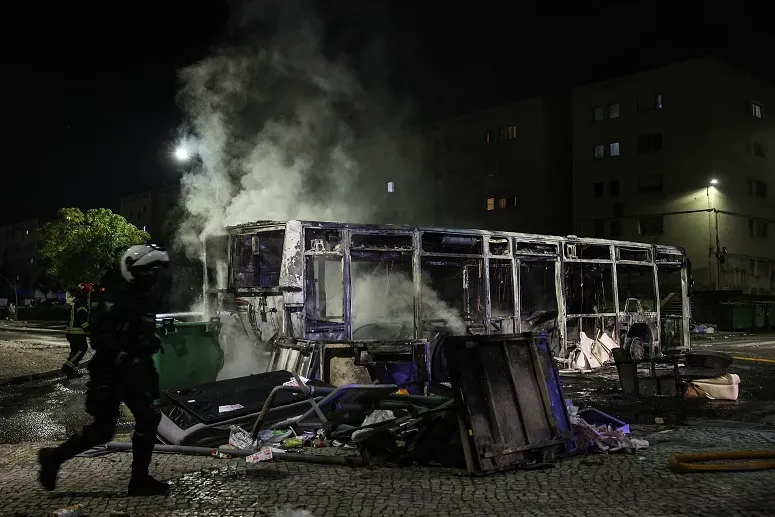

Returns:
38,244,170,496
61,282,94,379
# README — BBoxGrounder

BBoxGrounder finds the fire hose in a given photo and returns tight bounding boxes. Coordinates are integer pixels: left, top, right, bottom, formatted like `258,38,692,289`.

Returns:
668,450,775,473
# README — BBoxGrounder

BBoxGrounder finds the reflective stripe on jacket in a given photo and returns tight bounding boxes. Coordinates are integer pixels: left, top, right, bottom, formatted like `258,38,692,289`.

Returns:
66,298,90,335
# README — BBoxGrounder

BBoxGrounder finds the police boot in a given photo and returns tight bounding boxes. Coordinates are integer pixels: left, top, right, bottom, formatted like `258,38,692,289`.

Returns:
38,447,64,491
127,430,168,496
128,474,169,496
61,364,82,380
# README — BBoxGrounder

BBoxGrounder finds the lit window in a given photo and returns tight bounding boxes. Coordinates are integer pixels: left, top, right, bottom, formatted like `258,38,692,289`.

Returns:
142,225,147,232
498,198,507,209
593,108,604,121
387,181,395,193
752,102,764,118
654,94,663,110
594,145,605,159
486,198,495,211
610,142,620,157
608,103,620,119
499,126,517,140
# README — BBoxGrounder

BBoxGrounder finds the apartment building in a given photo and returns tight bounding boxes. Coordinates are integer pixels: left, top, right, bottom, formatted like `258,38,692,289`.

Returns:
0,218,40,297
573,57,775,294
355,95,572,234
119,185,180,244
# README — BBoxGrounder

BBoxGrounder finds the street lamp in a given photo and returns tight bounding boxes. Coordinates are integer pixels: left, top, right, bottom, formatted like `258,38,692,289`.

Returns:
709,178,719,186
174,146,190,162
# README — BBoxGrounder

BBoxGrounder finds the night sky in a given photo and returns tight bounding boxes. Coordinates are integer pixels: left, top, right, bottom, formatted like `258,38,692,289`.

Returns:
3,1,772,224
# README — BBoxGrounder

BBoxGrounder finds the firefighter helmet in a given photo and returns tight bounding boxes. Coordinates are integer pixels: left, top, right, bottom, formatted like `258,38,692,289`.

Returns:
120,244,170,284
76,282,94,296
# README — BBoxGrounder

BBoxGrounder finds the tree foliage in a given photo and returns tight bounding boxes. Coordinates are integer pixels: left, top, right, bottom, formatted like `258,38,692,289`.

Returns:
38,208,150,288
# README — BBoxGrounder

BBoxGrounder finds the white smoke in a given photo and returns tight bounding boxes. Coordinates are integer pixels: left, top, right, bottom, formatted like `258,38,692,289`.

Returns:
175,20,384,258
352,270,466,336
216,315,266,380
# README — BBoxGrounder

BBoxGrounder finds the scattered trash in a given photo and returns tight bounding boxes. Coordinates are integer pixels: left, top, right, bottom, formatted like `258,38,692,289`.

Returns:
48,505,83,517
567,402,648,454
246,447,273,463
229,425,255,450
283,376,310,387
685,373,741,401
351,410,396,442
219,404,245,414
568,331,620,370
692,325,716,335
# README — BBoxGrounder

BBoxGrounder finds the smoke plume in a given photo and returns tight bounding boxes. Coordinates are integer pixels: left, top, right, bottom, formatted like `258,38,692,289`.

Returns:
174,2,412,258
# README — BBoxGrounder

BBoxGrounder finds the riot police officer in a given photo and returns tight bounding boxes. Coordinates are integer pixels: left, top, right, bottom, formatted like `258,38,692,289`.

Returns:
38,244,170,496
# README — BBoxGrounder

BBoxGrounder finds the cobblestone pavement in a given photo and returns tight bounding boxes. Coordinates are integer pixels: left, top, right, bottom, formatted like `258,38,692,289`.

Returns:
2,425,775,517
0,339,77,382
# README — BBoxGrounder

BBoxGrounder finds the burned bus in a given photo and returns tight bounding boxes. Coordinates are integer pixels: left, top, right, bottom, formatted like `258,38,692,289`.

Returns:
203,220,692,388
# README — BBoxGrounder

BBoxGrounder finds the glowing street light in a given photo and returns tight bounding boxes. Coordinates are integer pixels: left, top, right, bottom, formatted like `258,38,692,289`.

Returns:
174,146,190,162
709,178,719,186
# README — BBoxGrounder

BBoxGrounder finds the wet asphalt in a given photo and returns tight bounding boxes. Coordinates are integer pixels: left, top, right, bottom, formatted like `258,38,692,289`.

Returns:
2,330,775,444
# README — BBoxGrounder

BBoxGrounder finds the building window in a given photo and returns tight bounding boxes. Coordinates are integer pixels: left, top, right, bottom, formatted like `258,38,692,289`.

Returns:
638,174,664,193
609,220,622,237
498,198,507,209
387,181,395,193
594,144,605,159
637,133,663,153
485,130,493,143
593,182,604,198
750,219,768,239
608,103,620,119
747,100,764,118
499,126,517,140
486,198,495,211
593,108,604,121
639,216,664,235
609,142,620,157
748,140,766,158
654,94,663,110
593,221,605,238
613,202,624,217
608,180,620,196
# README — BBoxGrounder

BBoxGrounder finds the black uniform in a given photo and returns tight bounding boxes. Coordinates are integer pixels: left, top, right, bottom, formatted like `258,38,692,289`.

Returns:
62,295,90,378
39,279,168,496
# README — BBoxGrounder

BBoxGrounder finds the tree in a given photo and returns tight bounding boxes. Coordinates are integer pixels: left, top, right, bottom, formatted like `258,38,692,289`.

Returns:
38,208,150,289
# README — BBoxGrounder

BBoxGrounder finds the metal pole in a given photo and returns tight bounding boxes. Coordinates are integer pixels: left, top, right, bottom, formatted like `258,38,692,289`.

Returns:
101,442,366,466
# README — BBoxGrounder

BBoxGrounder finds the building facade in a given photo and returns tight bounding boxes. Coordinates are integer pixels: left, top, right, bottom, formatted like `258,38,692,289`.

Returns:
0,218,40,300
119,185,180,245
572,57,775,294
354,95,572,235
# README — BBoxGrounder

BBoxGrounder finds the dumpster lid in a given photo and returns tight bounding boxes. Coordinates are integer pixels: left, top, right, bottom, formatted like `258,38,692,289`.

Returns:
164,370,332,425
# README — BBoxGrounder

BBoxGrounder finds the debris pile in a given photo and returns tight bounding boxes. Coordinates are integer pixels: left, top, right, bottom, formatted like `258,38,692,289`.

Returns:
567,402,649,454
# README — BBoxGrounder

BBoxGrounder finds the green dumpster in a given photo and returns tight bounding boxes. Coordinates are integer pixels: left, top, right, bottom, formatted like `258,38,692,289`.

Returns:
716,303,755,331
153,318,224,403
